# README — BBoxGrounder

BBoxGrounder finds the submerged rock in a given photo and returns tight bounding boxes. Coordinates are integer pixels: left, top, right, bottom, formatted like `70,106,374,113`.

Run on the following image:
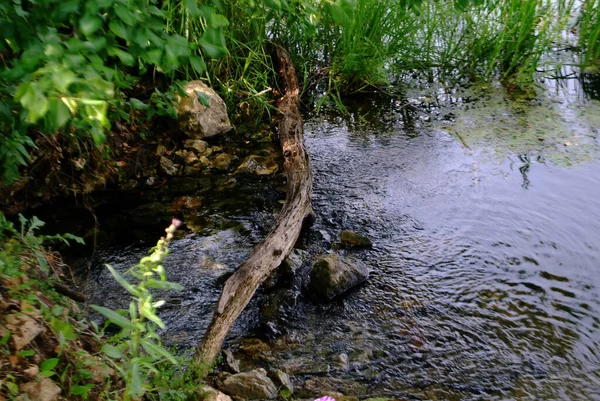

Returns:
235,155,279,176
281,248,309,278
220,368,278,399
309,254,370,300
339,230,372,248
177,81,233,139
211,153,238,172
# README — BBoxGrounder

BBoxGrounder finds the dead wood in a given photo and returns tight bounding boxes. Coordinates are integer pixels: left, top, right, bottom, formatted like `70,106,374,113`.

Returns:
193,45,313,366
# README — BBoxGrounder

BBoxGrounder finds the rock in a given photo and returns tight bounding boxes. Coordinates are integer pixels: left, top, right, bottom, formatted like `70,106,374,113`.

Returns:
339,230,372,248
198,385,232,401
211,153,238,172
223,349,240,373
221,368,278,399
281,248,309,278
198,155,210,167
260,288,297,335
183,139,209,154
334,353,350,370
185,152,199,165
183,166,202,176
23,365,39,378
156,144,168,156
20,377,61,401
238,338,270,359
159,156,179,176
235,155,279,176
309,254,370,300
270,369,293,394
301,377,363,401
177,81,233,139
6,313,43,351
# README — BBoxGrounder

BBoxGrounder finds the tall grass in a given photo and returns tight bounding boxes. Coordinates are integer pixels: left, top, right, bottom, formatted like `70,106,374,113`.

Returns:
579,0,600,68
159,0,586,118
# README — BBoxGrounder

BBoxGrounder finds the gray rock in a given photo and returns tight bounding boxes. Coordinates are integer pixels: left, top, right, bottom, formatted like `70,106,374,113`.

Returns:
223,349,240,373
198,385,232,401
211,153,238,172
156,144,168,156
281,249,309,277
309,254,370,300
183,166,201,176
177,81,233,139
159,156,179,176
19,377,61,401
235,155,279,176
270,369,293,394
6,313,43,351
339,230,373,248
221,368,278,399
183,139,209,154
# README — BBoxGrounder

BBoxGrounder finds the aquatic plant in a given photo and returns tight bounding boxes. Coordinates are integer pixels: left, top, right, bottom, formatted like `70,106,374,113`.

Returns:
578,0,600,68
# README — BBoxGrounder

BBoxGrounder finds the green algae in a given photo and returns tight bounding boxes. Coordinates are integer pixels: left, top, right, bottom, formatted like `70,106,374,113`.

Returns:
432,83,600,166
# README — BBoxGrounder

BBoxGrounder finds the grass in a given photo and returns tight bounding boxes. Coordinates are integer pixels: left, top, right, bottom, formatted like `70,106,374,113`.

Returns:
579,0,600,69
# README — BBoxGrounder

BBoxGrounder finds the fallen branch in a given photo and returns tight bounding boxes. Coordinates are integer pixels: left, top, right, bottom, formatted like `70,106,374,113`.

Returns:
193,45,313,366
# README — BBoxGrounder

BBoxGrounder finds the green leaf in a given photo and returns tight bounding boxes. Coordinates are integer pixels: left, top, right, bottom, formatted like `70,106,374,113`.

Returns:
140,305,166,329
106,264,140,296
108,46,135,66
141,339,178,364
109,20,129,41
199,27,227,59
40,358,59,372
130,361,142,396
189,55,206,74
91,305,137,329
101,343,124,359
144,279,184,291
51,69,77,93
47,98,71,129
79,14,103,36
16,349,35,357
90,126,106,145
129,98,149,110
0,331,10,345
70,384,94,396
114,3,139,26
329,0,355,29
185,0,204,17
262,0,282,11
209,13,229,28
196,91,211,107
38,370,56,378
50,318,77,341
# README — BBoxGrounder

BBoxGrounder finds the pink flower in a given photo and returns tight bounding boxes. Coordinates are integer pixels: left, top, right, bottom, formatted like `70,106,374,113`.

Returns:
314,397,336,401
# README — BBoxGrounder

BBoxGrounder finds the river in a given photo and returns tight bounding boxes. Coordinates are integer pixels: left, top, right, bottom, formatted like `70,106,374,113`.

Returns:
83,72,600,400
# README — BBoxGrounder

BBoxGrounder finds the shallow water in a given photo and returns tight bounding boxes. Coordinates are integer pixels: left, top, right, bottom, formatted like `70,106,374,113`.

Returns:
84,74,600,399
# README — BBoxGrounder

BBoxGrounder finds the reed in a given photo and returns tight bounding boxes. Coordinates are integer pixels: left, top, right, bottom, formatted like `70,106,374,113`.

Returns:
578,0,600,68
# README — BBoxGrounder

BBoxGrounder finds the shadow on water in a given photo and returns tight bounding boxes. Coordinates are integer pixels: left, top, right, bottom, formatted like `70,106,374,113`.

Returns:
78,67,600,400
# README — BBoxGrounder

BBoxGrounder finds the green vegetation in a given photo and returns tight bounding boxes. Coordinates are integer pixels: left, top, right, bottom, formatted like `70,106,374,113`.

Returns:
579,0,600,69
0,0,596,185
0,214,201,400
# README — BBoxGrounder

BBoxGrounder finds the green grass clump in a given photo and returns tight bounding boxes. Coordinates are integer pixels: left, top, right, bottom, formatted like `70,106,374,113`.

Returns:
579,0,600,68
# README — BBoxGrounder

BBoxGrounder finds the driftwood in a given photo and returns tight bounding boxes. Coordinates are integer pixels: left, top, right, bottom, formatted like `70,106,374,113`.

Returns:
193,45,313,366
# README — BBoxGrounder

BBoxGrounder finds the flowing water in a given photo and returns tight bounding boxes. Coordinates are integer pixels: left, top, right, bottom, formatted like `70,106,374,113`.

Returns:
83,73,600,400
